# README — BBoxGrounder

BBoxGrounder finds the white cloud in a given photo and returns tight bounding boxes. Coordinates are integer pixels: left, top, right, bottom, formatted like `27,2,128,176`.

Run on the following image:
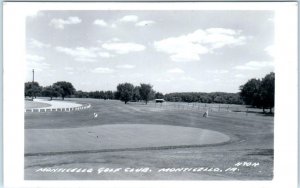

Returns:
206,28,239,36
98,52,114,58
167,68,185,74
111,23,117,28
92,67,115,74
206,70,229,74
56,42,142,61
203,29,246,49
27,61,50,72
136,20,155,27
130,73,143,78
103,38,121,43
116,64,136,69
26,54,49,72
119,15,139,22
170,52,204,62
64,67,74,71
156,78,172,83
102,42,145,54
49,17,82,29
29,39,50,48
180,76,195,81
234,74,246,78
26,54,45,62
234,61,274,70
56,46,98,62
111,38,121,42
154,28,247,62
67,71,75,75
93,19,108,27
156,74,195,83
64,67,76,75
56,46,113,62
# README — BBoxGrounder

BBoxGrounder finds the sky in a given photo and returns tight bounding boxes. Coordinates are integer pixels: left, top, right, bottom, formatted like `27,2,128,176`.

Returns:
26,10,274,94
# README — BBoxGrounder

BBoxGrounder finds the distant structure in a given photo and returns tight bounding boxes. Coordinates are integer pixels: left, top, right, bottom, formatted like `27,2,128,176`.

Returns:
155,99,165,103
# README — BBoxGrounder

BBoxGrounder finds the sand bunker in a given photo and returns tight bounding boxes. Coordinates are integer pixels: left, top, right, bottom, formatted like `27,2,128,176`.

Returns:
25,124,230,155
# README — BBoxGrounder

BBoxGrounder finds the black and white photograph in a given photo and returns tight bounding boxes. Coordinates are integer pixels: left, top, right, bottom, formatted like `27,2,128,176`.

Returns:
3,2,298,188
24,8,275,180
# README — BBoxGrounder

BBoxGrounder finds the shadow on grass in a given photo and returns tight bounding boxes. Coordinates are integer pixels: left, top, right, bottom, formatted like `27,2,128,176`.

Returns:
246,149,274,157
232,110,274,117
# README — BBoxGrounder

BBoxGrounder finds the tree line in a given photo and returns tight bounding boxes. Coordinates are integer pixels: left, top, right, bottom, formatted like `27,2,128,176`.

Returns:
24,81,159,104
25,72,274,112
25,81,75,100
239,72,274,112
164,92,243,104
24,81,244,105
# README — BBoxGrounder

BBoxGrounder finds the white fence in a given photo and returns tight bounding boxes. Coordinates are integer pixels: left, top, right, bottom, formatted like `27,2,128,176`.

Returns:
25,104,91,113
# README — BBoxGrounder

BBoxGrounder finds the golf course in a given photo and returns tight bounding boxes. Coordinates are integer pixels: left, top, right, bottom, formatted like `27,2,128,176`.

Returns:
24,98,274,180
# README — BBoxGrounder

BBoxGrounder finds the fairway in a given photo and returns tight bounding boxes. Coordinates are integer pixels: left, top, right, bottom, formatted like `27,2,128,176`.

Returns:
25,98,274,180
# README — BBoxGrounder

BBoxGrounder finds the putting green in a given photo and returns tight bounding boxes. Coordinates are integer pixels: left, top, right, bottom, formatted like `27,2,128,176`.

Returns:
25,124,230,155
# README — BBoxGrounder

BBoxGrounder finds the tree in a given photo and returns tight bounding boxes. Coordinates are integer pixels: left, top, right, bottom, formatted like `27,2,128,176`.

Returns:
182,94,194,103
139,83,155,104
239,78,262,108
75,90,89,98
25,82,42,98
99,91,106,99
155,92,164,99
105,91,114,100
200,94,212,103
42,85,63,100
239,72,275,113
260,72,275,113
214,96,225,104
53,81,76,100
113,91,119,100
116,83,134,104
132,86,141,102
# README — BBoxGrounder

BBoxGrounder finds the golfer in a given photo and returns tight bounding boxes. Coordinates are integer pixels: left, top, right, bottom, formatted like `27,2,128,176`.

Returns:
203,109,208,118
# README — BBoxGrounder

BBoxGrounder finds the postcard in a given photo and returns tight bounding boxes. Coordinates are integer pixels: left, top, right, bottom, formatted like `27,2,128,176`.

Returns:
3,2,298,188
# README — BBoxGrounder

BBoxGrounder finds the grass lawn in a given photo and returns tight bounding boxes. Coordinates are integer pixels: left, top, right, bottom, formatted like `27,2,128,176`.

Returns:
25,100,52,109
25,98,274,180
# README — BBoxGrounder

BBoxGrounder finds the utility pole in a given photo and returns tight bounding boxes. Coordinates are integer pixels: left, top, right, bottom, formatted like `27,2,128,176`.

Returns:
32,69,34,83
